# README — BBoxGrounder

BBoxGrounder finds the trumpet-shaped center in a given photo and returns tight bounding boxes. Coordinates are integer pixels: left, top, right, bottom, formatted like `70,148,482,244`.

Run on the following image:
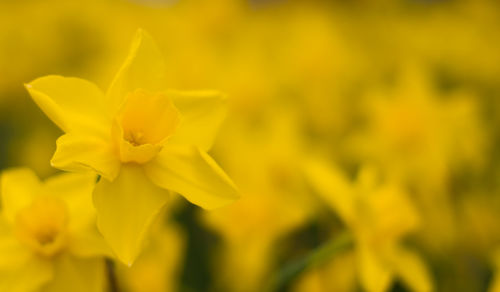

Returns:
115,89,181,164
15,196,69,257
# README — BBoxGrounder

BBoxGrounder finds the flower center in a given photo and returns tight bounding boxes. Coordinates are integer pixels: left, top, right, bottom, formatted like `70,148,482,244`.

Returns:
114,89,181,164
15,196,69,257
126,131,146,147
120,89,180,146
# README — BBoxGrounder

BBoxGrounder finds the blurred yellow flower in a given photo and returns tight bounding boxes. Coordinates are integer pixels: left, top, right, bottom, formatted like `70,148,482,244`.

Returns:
305,159,433,292
25,29,239,265
346,66,486,252
0,168,109,292
351,66,485,190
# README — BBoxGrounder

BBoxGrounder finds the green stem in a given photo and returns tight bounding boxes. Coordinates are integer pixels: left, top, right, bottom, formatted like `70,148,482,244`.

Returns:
266,230,353,292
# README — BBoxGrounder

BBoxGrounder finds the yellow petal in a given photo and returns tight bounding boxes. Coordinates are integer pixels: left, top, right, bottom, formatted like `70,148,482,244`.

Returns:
0,257,53,292
106,29,166,114
51,133,120,181
25,76,108,133
1,168,41,223
93,164,169,265
390,247,433,292
167,90,228,151
144,146,239,210
67,225,113,259
303,158,356,225
357,243,392,292
0,219,31,270
43,172,97,233
43,254,107,292
367,184,420,243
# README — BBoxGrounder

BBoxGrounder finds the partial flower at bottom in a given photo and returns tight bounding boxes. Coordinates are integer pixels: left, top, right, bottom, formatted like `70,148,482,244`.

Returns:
0,168,111,292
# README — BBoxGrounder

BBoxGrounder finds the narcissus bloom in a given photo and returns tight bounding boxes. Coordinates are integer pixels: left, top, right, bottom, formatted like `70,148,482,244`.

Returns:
305,160,433,292
0,168,110,292
25,29,239,265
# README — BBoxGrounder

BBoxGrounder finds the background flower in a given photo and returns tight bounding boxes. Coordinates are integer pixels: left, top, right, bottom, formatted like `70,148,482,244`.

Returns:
0,168,110,292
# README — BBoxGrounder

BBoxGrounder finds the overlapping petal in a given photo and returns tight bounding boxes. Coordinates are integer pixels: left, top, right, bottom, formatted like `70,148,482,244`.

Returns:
51,134,120,181
93,164,170,265
44,172,97,232
391,247,433,292
1,168,41,223
25,76,108,133
106,29,166,114
303,158,356,225
144,145,239,210
357,243,392,292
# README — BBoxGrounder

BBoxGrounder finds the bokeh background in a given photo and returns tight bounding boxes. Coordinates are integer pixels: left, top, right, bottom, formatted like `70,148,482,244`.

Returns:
1,0,500,291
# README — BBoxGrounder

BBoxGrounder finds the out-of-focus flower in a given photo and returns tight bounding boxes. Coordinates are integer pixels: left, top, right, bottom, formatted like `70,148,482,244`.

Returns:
350,66,485,190
304,159,433,292
0,168,110,292
344,66,486,252
25,29,239,265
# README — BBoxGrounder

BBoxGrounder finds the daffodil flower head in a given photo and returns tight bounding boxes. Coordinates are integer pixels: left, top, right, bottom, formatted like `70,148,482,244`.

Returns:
0,168,110,292
14,195,69,258
25,29,239,265
305,160,433,292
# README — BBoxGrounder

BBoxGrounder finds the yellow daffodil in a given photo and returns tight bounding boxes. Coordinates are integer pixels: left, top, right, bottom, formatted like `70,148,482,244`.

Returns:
345,65,485,253
349,66,485,191
305,159,433,292
25,29,239,265
0,168,110,292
